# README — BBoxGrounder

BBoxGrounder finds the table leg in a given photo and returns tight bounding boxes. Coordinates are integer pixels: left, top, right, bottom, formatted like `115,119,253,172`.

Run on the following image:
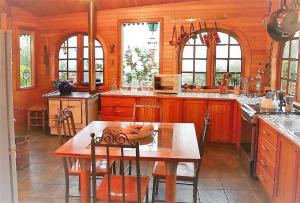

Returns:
165,161,178,203
79,159,90,203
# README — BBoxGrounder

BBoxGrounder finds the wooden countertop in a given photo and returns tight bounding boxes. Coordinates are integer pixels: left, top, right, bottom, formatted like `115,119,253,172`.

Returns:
43,91,100,99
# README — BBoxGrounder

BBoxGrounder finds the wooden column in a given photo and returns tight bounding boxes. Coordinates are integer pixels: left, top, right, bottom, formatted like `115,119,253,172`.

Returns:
88,0,96,93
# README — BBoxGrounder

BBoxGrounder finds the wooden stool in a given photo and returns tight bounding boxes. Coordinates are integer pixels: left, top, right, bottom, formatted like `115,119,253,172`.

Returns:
27,105,47,130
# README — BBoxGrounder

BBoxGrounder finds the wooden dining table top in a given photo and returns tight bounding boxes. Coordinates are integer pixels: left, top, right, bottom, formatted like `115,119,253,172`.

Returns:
54,121,200,162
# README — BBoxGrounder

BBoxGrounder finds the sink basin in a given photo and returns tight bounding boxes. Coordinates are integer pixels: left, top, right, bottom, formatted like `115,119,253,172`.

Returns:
293,132,300,138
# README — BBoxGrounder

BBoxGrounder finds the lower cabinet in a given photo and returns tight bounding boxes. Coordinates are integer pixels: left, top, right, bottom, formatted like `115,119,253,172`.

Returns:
207,101,234,142
274,136,299,203
257,119,300,203
161,99,183,123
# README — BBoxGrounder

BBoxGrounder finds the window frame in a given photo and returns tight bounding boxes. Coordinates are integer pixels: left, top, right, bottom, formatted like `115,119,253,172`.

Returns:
118,18,164,86
57,32,105,87
178,29,243,88
18,30,35,89
279,33,299,95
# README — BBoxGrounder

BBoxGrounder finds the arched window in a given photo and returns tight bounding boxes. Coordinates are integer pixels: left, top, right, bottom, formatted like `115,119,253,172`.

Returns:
58,33,104,85
280,32,299,95
180,31,242,87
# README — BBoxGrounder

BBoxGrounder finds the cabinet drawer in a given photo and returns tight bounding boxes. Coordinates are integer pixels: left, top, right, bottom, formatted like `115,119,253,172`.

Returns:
102,106,133,117
61,100,83,124
102,97,135,107
257,164,274,199
101,115,133,122
258,137,277,165
260,120,278,147
257,151,276,180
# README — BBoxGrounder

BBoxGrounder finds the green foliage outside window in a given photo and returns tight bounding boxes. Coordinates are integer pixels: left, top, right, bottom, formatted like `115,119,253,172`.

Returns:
20,33,32,88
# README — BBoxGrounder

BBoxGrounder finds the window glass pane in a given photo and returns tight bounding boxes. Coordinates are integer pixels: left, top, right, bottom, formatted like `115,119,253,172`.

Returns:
84,35,88,46
182,73,194,85
95,47,103,58
195,73,206,86
229,60,241,72
282,42,290,58
122,22,160,85
68,36,77,47
68,60,77,71
68,48,77,59
59,49,67,59
195,60,206,72
288,82,296,95
95,39,101,47
83,72,88,83
96,60,104,71
96,72,103,83
19,33,32,88
186,38,194,45
68,72,77,83
183,46,194,58
182,60,193,72
230,46,241,58
290,40,298,59
281,60,289,78
84,59,88,71
59,60,67,71
59,72,67,81
195,34,205,45
281,79,288,92
294,31,299,37
216,45,228,58
195,46,207,58
84,47,88,58
216,60,228,72
230,37,239,44
218,32,229,44
289,61,298,81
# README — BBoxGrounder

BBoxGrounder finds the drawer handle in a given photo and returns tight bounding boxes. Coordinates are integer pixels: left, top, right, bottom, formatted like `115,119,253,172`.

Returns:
262,145,269,151
258,175,265,182
260,160,267,167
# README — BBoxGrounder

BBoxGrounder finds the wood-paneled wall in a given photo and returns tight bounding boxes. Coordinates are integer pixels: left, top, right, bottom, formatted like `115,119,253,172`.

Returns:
9,0,276,129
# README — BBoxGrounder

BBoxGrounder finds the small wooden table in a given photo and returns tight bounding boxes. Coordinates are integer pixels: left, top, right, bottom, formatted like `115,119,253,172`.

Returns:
54,121,200,203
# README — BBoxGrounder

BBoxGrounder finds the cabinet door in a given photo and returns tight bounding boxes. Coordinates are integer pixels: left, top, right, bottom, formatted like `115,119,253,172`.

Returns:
274,136,299,203
161,99,183,123
182,100,207,136
48,99,60,127
135,98,161,122
207,100,234,142
61,100,82,124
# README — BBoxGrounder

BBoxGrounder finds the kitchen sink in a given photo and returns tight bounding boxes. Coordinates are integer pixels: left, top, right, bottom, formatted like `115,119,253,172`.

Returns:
293,132,300,138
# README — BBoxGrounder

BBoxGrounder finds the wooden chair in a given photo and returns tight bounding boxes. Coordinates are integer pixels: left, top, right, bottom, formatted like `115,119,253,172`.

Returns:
151,112,210,203
91,132,150,203
55,109,116,203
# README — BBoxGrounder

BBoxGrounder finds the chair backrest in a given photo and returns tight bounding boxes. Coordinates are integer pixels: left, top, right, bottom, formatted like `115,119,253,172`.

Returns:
91,132,143,203
132,100,162,122
54,109,77,173
195,112,210,177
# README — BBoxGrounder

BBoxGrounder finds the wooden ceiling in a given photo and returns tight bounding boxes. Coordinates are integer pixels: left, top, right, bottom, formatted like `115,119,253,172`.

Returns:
7,0,201,16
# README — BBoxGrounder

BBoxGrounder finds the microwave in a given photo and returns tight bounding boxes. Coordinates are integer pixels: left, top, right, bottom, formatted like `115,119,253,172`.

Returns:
153,74,181,94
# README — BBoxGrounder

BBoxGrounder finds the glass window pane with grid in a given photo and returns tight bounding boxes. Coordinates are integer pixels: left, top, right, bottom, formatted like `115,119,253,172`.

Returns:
20,32,33,88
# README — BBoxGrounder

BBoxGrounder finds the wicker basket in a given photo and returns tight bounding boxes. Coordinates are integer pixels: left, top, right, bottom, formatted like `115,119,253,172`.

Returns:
15,136,30,170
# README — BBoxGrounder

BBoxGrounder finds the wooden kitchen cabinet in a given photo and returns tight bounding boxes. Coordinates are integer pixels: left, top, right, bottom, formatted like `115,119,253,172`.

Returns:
46,92,99,135
161,99,183,123
101,96,134,121
274,136,299,203
207,100,234,142
182,99,208,136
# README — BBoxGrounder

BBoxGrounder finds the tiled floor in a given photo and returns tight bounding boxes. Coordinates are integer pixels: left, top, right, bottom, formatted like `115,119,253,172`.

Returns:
17,130,271,203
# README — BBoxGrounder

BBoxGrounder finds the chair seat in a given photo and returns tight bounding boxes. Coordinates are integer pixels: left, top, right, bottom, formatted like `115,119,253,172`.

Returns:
68,159,115,175
96,175,150,202
152,161,196,180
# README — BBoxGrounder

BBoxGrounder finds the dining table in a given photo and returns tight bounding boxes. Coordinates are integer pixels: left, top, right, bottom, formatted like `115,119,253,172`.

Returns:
54,121,201,203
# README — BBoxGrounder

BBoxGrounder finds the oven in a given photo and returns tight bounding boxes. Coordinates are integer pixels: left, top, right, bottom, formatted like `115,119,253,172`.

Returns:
240,104,259,178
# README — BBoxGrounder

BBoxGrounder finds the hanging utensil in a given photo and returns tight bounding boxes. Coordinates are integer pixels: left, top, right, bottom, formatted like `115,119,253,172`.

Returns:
276,0,299,35
189,23,198,40
198,22,205,44
212,21,221,44
169,25,178,46
177,25,187,45
203,22,210,48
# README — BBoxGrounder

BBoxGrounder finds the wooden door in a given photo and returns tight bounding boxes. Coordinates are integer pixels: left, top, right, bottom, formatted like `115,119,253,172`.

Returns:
182,99,208,136
61,100,82,124
274,136,299,203
48,99,61,127
207,100,234,142
161,99,183,123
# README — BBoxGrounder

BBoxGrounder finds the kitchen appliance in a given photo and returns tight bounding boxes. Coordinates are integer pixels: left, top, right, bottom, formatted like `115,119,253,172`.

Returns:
153,74,181,94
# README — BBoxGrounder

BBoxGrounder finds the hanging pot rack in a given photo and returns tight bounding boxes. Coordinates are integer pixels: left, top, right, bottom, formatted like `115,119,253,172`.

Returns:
170,14,227,23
